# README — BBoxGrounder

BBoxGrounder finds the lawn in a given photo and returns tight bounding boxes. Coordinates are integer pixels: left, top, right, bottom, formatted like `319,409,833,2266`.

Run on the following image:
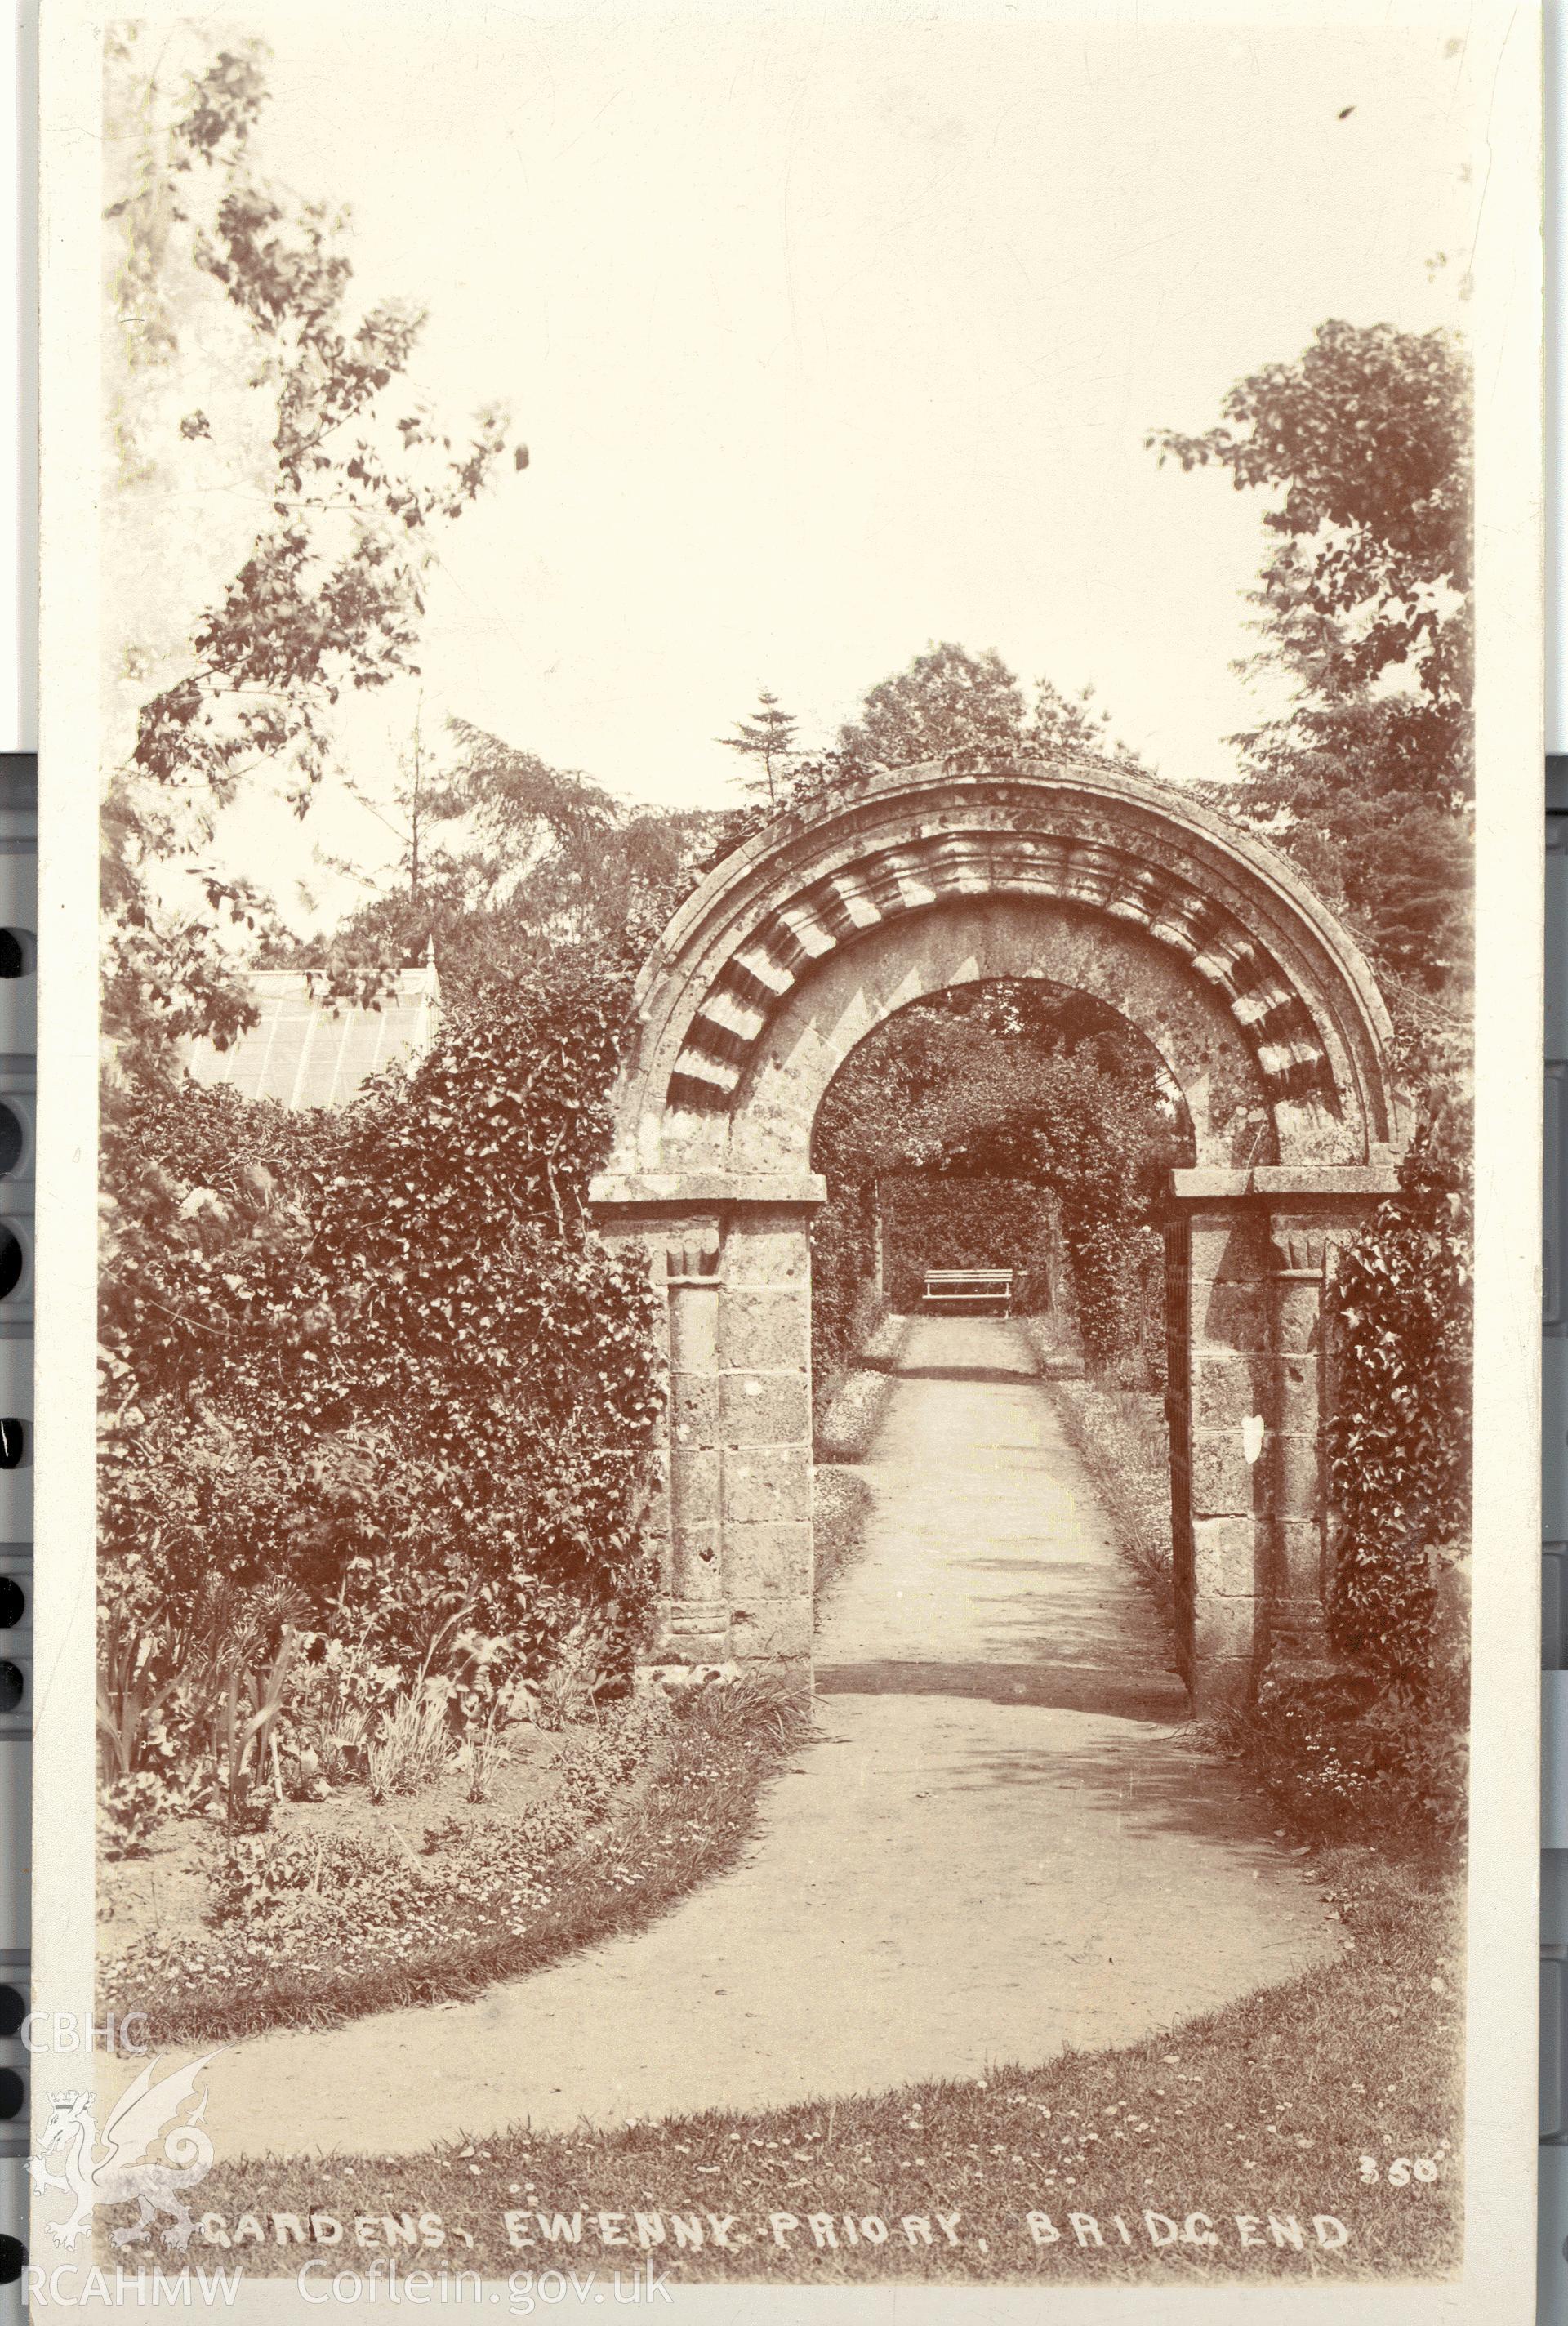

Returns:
812,1467,872,1606
182,1846,1461,2286
813,1311,910,1465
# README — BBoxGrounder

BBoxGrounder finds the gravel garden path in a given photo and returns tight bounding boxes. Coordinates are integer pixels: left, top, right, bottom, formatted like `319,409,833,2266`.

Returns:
105,1314,1334,2159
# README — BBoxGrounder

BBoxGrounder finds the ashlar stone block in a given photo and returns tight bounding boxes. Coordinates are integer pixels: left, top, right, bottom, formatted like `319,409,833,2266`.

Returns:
1193,1278,1270,1355
662,1613,732,1665
1191,1426,1262,1518
728,1594,813,1661
1275,1282,1324,1356
1277,1517,1326,1602
671,1521,724,1600
722,1286,810,1373
1187,1214,1273,1287
723,1218,812,1286
671,1376,719,1447
723,1444,813,1526
1186,1625,1254,1715
670,1445,720,1524
1192,1514,1258,1597
668,1282,720,1373
1192,1351,1272,1430
1274,1431,1322,1521
719,1371,811,1446
725,1519,813,1597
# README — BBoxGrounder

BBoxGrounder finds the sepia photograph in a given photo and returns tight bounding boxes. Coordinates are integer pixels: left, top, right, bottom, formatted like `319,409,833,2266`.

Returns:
26,0,1544,2306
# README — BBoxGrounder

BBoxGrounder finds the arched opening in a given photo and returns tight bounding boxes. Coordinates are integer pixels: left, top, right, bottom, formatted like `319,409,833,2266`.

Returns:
804,977,1198,1700
808,976,1195,1388
589,760,1404,1710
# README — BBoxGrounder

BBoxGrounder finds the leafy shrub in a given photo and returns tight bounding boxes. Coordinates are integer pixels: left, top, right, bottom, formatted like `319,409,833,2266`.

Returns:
98,1574,309,1835
99,957,667,1791
1325,1143,1471,1692
283,1636,403,1788
523,1610,626,1731
1213,1668,1467,1855
808,1179,880,1403
99,1772,170,1861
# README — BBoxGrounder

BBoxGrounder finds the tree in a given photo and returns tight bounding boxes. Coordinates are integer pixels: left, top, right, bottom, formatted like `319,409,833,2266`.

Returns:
296,718,717,998
101,33,522,1072
1148,320,1472,993
718,690,798,808
837,643,1144,776
697,647,1148,879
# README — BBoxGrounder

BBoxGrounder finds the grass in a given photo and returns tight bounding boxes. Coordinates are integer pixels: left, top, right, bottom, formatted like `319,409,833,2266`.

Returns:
1044,1366,1174,1629
813,1468,872,1606
183,1847,1460,2285
100,1680,812,2050
367,1691,456,1802
810,1310,901,1605
813,1312,910,1464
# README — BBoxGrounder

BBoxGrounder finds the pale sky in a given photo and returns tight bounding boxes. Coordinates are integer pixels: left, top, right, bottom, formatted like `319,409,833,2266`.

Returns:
194,2,1481,927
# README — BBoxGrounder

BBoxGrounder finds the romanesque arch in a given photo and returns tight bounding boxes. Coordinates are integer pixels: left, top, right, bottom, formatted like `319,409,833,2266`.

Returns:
590,761,1405,1709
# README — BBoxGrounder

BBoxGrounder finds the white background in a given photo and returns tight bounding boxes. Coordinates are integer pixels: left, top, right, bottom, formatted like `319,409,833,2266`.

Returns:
4,2,1516,823
3,4,33,758
0,6,1549,770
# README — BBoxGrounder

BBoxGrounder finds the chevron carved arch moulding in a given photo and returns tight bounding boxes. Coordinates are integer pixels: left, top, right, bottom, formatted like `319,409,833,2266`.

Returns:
599,760,1403,1183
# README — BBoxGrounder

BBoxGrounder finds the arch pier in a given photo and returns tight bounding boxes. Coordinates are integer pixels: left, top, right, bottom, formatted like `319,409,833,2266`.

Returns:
590,763,1404,1712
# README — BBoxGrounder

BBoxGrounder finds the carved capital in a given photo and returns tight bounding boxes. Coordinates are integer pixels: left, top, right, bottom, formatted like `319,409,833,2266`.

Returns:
1269,1223,1330,1277
666,1225,721,1284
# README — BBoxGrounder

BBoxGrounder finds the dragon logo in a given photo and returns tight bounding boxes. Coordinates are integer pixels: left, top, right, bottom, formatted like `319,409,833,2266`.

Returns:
29,2053,221,2252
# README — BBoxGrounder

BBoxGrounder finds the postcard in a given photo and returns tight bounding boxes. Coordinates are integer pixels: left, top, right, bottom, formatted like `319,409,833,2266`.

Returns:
34,2,1543,2315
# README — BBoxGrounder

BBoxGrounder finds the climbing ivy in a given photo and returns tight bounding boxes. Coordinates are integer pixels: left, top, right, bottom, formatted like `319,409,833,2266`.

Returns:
100,956,665,1685
1323,1144,1472,1692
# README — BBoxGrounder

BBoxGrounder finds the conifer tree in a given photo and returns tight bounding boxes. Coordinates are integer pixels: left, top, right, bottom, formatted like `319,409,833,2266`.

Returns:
718,690,799,807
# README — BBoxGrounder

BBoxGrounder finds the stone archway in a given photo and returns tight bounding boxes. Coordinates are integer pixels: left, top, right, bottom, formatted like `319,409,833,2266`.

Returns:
590,761,1405,1711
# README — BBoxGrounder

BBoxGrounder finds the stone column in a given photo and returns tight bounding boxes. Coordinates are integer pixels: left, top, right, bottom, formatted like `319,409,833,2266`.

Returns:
719,1201,816,1665
587,1172,825,1673
1166,1186,1276,1710
665,1219,726,1658
1165,1164,1398,1713
1264,1215,1332,1661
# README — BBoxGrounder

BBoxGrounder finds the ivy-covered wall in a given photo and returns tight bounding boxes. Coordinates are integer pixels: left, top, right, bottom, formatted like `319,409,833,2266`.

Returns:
100,960,667,1731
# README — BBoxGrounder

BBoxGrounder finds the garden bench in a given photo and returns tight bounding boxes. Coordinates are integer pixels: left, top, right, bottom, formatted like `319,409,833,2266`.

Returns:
923,1267,1014,1310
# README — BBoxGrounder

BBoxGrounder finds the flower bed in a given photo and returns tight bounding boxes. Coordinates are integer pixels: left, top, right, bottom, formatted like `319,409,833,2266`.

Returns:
101,1677,810,2046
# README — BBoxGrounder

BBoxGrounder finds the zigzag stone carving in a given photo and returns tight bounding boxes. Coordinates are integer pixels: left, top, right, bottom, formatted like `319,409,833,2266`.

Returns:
667,827,1330,1116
